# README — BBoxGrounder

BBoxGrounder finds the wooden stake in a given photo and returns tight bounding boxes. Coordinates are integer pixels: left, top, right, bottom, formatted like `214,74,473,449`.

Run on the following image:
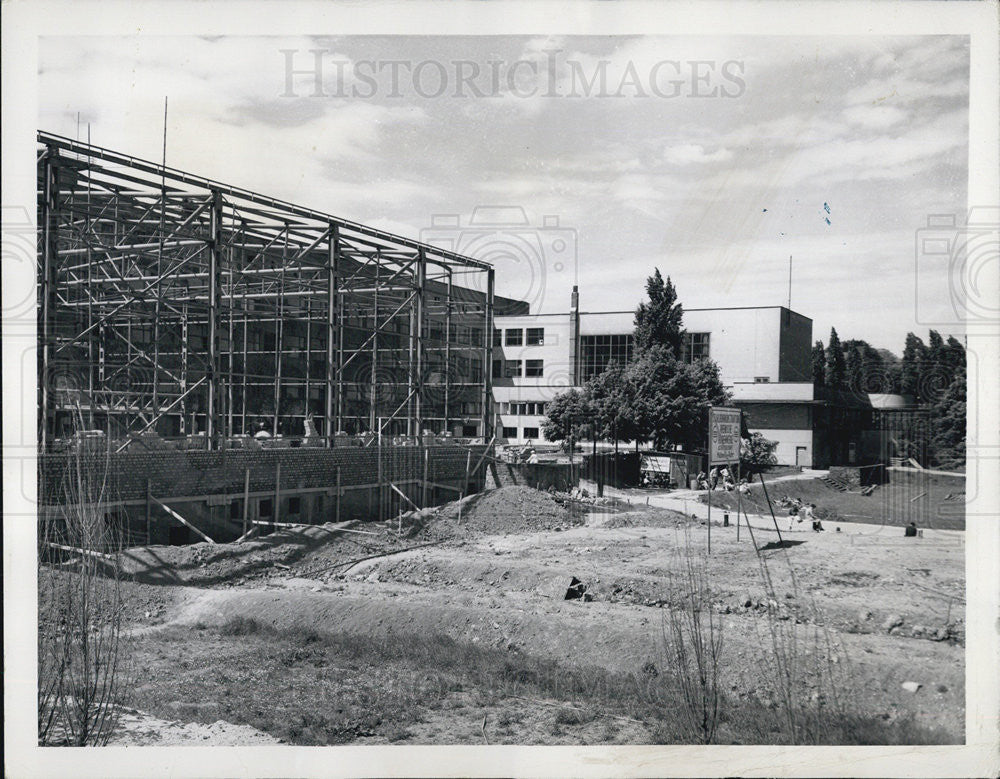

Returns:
274,461,281,527
145,478,152,545
336,467,342,523
242,466,250,539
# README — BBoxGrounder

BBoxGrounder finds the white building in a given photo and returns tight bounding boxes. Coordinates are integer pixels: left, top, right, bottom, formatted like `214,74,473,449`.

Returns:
491,286,879,468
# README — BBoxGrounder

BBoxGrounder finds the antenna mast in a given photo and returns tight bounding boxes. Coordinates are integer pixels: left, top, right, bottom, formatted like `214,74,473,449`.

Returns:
787,255,792,310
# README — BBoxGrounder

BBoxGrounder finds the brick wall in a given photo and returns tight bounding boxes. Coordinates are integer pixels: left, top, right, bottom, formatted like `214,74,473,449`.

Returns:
39,445,487,506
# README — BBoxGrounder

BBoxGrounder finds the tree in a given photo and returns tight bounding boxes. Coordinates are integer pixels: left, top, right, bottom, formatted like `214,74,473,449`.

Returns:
541,388,595,450
825,328,846,391
585,365,642,444
634,268,685,357
931,366,966,470
943,335,966,372
811,341,826,388
624,346,730,451
844,346,863,395
740,432,778,476
900,332,927,400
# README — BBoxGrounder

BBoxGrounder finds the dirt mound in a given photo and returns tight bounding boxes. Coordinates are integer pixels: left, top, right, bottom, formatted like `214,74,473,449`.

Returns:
114,522,396,586
432,486,581,536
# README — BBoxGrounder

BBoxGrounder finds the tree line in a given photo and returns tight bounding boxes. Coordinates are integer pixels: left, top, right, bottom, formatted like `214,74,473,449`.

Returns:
812,328,966,469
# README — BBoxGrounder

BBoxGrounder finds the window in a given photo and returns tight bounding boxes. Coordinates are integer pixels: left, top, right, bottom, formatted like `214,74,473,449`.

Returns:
259,499,273,518
229,500,242,520
754,376,770,383
502,426,518,438
499,402,510,414
505,328,523,346
505,360,523,378
523,427,539,440
462,425,478,437
683,332,711,363
525,359,544,377
288,497,301,515
580,333,634,382
492,360,503,378
493,328,502,346
526,327,544,346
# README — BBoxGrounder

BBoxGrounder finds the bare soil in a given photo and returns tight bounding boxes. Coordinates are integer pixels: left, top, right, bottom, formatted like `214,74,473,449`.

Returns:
41,485,965,746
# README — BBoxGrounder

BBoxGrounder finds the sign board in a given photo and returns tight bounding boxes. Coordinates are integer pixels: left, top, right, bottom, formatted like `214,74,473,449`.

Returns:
709,407,741,466
640,455,671,473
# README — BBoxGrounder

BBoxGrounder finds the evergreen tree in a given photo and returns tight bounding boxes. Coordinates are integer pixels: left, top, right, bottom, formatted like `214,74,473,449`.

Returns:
634,268,685,358
811,340,826,388
845,346,863,394
900,332,927,401
931,367,966,469
944,335,966,372
825,328,846,390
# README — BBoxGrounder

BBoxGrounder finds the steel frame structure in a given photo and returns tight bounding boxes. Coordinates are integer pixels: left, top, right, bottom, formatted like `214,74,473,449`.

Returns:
38,131,496,450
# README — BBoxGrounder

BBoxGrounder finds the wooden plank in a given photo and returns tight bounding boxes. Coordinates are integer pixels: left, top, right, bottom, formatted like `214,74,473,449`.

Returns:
150,495,216,543
47,542,114,560
389,482,420,512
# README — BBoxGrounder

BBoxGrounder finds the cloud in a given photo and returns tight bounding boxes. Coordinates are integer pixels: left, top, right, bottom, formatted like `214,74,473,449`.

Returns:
663,144,734,166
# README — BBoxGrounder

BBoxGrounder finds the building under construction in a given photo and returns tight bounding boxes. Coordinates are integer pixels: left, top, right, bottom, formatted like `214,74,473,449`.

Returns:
37,131,527,452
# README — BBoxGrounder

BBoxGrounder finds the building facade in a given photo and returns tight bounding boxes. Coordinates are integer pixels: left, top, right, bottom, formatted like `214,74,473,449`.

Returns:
492,287,895,468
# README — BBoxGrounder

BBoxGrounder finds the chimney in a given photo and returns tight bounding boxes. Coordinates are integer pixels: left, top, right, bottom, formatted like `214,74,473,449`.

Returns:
569,285,580,385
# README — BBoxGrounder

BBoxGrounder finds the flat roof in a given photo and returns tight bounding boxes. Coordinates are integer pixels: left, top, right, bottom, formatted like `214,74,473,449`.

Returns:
496,305,811,320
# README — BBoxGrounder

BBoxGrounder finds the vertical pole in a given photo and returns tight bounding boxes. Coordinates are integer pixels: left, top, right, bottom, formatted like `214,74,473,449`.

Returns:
422,446,429,507
274,461,281,525
334,228,344,436
482,268,495,441
325,225,337,443
145,479,152,544
273,225,287,437
207,189,223,450
736,412,742,543
444,268,453,435
415,249,426,439
377,419,383,519
407,260,417,438
370,252,380,434
242,467,250,538
336,467,341,523
39,149,57,452
707,413,712,555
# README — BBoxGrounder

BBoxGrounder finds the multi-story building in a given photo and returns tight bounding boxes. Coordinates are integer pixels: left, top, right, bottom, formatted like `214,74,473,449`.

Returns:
492,286,896,468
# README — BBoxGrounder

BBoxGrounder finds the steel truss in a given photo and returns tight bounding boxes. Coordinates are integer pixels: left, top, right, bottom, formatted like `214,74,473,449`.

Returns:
38,131,496,450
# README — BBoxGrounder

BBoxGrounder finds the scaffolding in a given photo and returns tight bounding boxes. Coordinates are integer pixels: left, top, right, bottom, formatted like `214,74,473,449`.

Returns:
37,131,502,450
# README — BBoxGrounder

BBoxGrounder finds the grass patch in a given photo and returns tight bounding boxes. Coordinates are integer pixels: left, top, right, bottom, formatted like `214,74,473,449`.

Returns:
128,620,958,746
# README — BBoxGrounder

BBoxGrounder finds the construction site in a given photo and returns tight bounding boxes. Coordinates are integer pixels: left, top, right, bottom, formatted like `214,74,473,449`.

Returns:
36,133,966,747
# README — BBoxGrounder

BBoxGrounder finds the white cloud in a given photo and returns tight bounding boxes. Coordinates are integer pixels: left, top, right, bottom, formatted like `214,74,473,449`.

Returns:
663,144,733,166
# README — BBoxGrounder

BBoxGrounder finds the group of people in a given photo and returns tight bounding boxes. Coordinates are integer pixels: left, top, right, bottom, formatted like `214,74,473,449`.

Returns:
782,495,824,531
697,466,748,493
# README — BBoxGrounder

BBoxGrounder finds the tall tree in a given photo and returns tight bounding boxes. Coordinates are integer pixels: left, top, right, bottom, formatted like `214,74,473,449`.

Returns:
625,345,730,450
811,340,826,388
844,346,863,394
825,328,846,390
900,332,926,400
541,388,595,450
634,268,685,358
944,335,966,372
931,366,966,469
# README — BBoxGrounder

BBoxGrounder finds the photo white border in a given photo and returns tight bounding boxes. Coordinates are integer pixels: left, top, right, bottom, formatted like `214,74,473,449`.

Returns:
3,1,998,776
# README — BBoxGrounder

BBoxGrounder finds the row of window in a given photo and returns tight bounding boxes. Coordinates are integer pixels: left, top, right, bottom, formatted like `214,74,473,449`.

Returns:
502,426,540,440
492,359,544,378
493,327,545,347
497,401,547,416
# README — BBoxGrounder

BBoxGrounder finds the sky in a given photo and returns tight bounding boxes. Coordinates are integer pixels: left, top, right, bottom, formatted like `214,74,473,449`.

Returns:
37,34,970,353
